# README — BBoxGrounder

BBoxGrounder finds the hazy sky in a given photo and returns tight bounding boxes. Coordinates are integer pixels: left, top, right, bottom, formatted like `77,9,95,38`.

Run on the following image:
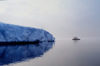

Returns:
0,0,100,39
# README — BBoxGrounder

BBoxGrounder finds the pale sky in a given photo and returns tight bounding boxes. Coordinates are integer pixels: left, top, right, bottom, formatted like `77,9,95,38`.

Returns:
0,0,100,39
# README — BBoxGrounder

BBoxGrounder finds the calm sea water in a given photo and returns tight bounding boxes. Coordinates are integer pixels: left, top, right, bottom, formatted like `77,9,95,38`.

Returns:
7,38,100,66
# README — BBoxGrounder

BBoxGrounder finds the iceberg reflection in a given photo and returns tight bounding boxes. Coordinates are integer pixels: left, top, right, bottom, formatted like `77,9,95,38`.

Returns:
0,42,54,65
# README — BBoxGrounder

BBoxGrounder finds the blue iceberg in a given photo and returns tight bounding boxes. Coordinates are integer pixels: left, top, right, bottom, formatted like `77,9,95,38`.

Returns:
0,22,55,65
0,22,55,42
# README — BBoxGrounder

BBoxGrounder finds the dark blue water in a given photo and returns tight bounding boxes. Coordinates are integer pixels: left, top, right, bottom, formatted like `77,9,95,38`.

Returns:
0,42,54,66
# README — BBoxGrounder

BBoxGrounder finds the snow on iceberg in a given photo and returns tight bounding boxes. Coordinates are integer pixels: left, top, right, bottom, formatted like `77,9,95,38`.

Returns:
0,22,55,42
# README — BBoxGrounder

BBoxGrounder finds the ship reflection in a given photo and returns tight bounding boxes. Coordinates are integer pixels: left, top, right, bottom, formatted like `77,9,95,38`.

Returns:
0,42,54,65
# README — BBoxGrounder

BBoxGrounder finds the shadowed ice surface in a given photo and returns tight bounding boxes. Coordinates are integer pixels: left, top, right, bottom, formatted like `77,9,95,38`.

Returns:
0,22,55,42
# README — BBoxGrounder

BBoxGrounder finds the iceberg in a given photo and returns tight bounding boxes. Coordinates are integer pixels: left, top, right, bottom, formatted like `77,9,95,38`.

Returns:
0,22,55,65
0,22,55,42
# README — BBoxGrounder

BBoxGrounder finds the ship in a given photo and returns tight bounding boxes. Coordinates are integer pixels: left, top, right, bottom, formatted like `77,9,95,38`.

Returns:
72,37,80,40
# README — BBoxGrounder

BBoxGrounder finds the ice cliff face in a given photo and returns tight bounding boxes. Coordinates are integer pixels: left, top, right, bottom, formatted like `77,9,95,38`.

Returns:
0,22,55,42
